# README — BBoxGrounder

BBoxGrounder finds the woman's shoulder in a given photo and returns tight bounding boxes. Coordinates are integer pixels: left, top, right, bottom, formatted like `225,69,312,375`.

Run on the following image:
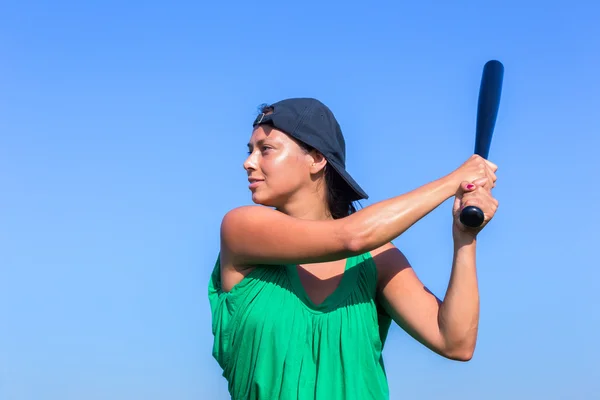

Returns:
367,242,412,288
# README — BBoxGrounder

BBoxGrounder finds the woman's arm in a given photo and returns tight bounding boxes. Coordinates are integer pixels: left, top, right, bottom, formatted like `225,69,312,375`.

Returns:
221,174,454,266
375,180,498,361
374,239,479,361
438,235,479,359
221,155,496,267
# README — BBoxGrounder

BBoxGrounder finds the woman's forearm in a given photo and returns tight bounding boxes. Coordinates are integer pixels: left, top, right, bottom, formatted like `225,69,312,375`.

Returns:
346,174,459,253
438,235,479,360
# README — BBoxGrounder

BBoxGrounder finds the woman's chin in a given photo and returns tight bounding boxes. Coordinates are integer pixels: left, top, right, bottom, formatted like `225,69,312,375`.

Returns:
250,192,268,205
251,192,278,207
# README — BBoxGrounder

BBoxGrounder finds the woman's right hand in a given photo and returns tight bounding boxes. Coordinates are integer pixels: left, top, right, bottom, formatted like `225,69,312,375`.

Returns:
449,155,498,190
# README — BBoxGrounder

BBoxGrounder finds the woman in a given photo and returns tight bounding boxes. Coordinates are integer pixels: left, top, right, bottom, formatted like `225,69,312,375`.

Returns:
209,97,498,400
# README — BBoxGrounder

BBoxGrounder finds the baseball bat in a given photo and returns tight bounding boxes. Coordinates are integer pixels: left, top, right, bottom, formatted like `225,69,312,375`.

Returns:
459,60,504,228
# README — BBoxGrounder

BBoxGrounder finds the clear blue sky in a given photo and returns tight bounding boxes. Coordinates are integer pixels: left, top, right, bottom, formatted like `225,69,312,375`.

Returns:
1,1,599,399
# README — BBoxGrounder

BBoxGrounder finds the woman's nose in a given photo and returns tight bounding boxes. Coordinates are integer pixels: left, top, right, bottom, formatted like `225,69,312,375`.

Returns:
243,152,256,171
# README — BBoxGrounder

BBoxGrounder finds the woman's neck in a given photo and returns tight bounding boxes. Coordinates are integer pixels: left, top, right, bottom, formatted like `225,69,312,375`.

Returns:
276,195,332,221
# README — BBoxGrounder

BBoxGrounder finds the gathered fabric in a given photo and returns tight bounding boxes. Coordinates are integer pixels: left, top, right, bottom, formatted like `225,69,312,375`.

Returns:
208,252,392,400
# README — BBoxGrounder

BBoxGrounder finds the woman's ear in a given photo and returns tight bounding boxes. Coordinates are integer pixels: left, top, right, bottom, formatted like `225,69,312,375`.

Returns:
309,150,328,174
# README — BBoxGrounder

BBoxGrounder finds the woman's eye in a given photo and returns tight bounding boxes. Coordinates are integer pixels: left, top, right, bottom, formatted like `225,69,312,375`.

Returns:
246,145,273,155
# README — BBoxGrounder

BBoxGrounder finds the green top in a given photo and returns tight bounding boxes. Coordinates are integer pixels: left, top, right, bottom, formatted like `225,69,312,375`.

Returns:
208,252,393,400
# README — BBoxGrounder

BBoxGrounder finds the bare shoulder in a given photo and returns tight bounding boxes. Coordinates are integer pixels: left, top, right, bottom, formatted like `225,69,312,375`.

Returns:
220,205,264,232
369,242,414,290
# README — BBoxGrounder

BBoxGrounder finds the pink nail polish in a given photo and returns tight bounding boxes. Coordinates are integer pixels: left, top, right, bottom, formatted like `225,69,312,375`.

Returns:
467,184,475,189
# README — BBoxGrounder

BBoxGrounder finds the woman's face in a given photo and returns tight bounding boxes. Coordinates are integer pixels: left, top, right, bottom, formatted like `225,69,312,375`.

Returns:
244,124,315,207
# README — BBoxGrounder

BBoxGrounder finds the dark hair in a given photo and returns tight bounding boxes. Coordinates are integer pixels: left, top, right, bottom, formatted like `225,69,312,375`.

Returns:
257,104,360,219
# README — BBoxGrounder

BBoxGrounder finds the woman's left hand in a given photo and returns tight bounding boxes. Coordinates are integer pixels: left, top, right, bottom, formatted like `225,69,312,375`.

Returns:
452,178,499,239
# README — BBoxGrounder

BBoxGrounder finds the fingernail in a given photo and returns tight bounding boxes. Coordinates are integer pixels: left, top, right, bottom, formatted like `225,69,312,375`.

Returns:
467,184,475,189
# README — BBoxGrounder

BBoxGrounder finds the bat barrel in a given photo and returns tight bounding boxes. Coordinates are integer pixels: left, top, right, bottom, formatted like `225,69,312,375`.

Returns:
474,60,504,159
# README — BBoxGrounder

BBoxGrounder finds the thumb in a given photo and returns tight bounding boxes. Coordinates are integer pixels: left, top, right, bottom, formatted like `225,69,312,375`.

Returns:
460,181,477,192
454,181,474,213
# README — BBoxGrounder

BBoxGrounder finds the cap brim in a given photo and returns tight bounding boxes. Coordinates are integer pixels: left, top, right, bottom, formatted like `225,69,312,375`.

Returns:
328,159,369,201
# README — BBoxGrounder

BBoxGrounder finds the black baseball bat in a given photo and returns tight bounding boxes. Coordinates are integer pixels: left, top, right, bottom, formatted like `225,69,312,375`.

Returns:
459,60,504,228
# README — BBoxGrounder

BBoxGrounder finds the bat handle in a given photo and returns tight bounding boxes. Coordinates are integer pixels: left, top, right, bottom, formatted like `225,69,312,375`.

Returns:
459,205,485,228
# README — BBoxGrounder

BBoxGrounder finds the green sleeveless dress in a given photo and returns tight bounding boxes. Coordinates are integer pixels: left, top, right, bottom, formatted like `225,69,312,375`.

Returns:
208,252,393,400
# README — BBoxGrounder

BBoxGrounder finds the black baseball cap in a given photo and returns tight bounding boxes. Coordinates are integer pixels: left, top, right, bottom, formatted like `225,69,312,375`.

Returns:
252,97,368,200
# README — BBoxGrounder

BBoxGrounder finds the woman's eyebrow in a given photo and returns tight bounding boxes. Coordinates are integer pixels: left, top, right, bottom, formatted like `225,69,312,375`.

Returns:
247,138,267,149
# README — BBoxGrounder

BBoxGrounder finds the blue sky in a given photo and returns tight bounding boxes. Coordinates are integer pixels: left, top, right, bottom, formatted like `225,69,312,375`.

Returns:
1,1,599,399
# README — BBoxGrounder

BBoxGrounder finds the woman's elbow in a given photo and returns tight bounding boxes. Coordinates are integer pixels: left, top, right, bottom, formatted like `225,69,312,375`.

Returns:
444,345,476,362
